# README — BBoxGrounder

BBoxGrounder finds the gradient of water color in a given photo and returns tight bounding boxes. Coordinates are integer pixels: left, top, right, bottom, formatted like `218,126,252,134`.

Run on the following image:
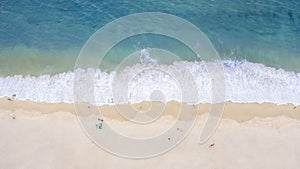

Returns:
0,0,299,75
0,0,300,106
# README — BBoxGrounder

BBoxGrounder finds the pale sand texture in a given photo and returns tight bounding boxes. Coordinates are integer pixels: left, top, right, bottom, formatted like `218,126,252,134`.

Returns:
0,98,300,169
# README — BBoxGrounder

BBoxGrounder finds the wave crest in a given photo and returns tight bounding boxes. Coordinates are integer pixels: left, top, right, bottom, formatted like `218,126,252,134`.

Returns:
0,60,299,105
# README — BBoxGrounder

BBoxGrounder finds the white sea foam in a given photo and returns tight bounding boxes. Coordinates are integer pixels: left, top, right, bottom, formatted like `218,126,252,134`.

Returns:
0,60,299,105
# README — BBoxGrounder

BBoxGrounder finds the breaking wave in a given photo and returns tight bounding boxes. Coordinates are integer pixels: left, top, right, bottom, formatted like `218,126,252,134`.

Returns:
0,60,299,105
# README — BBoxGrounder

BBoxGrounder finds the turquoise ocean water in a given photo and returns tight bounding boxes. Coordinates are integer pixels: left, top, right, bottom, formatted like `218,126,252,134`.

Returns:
0,0,300,105
0,0,299,75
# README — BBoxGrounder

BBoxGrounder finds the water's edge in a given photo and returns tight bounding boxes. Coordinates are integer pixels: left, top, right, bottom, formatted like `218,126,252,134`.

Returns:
1,60,299,106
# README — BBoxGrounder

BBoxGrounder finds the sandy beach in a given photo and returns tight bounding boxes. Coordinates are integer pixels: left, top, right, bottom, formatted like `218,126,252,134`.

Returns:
1,0,300,169
0,98,299,169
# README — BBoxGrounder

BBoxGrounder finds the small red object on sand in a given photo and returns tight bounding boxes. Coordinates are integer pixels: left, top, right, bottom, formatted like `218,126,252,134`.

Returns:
209,143,215,148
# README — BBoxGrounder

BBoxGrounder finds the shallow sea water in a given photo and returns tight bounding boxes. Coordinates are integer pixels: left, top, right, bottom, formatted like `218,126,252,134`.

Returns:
0,0,300,105
0,0,299,75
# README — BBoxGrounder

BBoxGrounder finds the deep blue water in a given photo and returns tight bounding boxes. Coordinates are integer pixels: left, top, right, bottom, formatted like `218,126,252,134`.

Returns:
0,0,300,75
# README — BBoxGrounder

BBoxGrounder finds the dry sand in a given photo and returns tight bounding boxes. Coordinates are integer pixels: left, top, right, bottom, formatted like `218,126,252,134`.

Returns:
0,97,300,169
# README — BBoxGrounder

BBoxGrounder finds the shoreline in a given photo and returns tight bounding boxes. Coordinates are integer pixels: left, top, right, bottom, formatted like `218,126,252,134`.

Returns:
1,97,299,123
